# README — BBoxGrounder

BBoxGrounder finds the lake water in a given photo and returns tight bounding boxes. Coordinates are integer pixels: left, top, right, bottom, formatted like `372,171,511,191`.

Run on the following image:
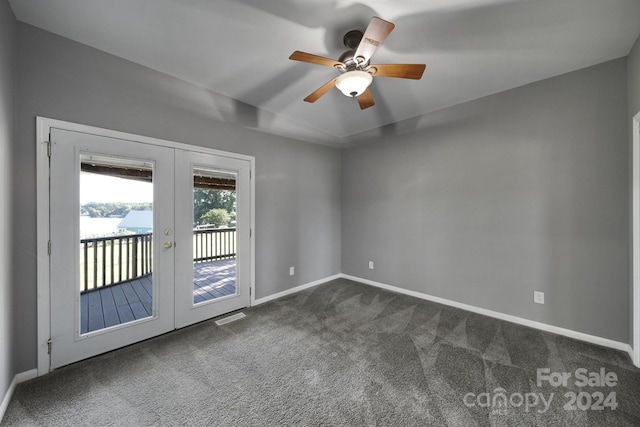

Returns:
80,217,123,239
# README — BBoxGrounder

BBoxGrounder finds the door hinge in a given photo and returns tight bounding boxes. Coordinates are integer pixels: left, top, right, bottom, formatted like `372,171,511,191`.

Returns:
249,287,252,297
249,228,252,238
47,240,51,255
47,141,51,158
47,339,52,355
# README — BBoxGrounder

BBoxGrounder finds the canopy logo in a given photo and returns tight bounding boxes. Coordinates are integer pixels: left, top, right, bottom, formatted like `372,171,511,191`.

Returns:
463,388,553,415
462,367,618,415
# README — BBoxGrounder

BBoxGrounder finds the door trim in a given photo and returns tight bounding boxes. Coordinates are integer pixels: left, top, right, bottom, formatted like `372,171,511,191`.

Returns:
633,111,640,368
36,117,256,375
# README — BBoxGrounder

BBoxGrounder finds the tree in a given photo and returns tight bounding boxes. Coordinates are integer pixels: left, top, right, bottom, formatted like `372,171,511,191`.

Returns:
81,202,152,218
193,189,235,225
200,208,231,228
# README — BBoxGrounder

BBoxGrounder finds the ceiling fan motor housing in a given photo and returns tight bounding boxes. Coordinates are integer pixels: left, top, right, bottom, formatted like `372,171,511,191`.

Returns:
338,50,358,71
338,30,369,72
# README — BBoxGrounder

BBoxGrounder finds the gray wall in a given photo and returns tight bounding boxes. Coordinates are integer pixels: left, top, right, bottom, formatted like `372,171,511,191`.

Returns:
629,34,640,350
0,0,15,405
630,35,640,120
342,58,629,343
13,24,341,373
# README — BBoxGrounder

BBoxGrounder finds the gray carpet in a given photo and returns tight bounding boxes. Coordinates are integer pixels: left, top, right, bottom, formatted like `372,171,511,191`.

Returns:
3,278,640,426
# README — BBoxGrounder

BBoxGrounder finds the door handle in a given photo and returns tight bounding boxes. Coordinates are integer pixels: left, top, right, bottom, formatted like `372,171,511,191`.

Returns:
164,241,173,249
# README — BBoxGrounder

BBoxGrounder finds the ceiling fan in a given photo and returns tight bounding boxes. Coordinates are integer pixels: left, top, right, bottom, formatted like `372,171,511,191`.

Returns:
289,16,426,110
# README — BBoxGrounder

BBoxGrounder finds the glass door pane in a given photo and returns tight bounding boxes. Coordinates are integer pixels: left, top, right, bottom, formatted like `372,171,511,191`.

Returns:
79,154,155,333
174,149,250,329
192,167,237,304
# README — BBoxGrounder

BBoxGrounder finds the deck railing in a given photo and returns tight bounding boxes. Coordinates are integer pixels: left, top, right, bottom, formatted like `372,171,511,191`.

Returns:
80,228,236,292
193,228,236,263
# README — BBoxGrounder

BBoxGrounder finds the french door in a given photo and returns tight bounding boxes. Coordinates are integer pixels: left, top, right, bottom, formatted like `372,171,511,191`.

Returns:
174,149,251,328
48,127,251,369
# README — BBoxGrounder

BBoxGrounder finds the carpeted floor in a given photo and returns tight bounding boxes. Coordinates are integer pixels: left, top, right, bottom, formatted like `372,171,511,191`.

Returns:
3,278,640,426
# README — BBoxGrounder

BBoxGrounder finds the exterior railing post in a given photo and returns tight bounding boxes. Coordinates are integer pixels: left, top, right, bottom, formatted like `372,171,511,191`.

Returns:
132,236,138,278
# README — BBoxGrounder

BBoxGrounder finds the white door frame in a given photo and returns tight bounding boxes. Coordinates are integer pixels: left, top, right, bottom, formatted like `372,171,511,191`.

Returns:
633,111,640,368
36,117,256,375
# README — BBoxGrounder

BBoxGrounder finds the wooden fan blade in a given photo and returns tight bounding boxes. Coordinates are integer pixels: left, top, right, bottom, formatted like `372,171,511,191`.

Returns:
368,64,426,80
289,51,343,68
304,77,338,103
357,88,375,110
353,17,395,65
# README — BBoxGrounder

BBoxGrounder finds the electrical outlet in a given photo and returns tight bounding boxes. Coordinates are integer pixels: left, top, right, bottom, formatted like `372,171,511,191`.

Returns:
534,291,544,304
369,261,374,270
289,267,295,276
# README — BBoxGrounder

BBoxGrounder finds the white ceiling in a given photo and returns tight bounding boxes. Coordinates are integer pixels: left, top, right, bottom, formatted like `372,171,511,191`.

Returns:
9,0,640,146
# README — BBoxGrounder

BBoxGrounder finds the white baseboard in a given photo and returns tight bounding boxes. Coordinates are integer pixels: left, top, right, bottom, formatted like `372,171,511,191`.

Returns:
1,369,37,422
252,274,342,306
340,274,632,355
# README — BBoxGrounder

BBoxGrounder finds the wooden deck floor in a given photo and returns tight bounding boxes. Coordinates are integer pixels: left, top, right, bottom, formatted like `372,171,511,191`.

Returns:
81,259,236,334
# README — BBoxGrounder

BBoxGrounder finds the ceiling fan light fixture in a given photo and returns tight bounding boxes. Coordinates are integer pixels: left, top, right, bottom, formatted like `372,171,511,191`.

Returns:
335,70,373,97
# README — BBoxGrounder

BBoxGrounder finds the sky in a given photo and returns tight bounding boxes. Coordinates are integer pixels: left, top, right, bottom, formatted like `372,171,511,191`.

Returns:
80,172,153,204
